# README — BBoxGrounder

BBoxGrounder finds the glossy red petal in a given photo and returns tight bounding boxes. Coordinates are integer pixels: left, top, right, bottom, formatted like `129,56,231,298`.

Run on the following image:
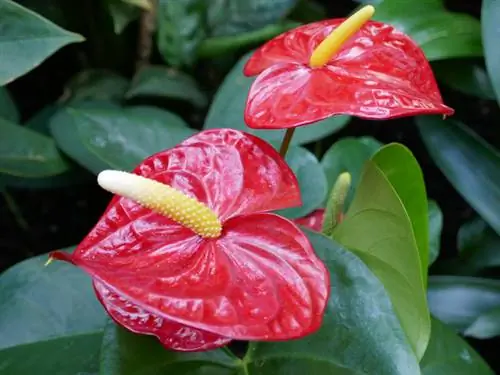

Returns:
294,209,325,232
94,281,231,352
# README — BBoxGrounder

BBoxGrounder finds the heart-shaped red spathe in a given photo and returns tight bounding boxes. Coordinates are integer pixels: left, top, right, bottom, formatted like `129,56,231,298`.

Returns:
51,129,329,351
294,209,325,232
243,20,454,129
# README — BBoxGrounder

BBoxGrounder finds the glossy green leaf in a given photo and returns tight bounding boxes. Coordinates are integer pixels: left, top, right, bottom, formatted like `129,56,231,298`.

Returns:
0,87,19,122
0,248,107,349
428,276,500,333
204,52,350,146
372,0,483,61
276,146,327,219
371,143,429,285
417,116,500,237
126,65,207,107
482,0,500,103
0,117,70,177
464,307,500,339
62,69,129,104
0,0,84,85
433,60,496,100
0,331,103,375
333,146,430,359
207,0,298,36
320,136,382,207
420,318,494,375
428,200,443,267
99,231,420,375
157,0,206,67
106,0,142,33
50,102,195,174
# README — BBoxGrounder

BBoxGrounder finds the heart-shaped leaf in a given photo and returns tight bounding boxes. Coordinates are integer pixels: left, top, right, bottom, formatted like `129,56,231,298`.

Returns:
420,318,494,375
126,65,207,107
417,116,500,237
0,87,19,122
106,0,142,34
333,144,430,359
204,52,350,146
0,0,84,85
0,117,70,178
482,0,500,103
428,200,443,267
50,102,195,174
372,0,482,61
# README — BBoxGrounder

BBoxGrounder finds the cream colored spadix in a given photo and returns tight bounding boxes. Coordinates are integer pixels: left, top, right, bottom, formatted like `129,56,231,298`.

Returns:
97,170,222,238
309,5,375,68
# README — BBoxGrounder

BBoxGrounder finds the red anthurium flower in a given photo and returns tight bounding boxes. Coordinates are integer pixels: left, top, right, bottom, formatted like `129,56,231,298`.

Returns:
294,209,325,232
50,129,329,352
243,5,454,130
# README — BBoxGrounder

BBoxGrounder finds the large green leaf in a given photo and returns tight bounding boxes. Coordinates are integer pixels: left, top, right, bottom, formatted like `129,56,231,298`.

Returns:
204,52,350,147
428,200,443,267
126,65,207,107
482,0,500,103
420,318,494,375
0,117,70,177
0,0,84,85
464,307,500,339
276,146,327,219
99,231,420,375
417,116,500,237
50,102,195,174
333,145,430,359
0,87,19,122
372,0,483,61
428,276,500,334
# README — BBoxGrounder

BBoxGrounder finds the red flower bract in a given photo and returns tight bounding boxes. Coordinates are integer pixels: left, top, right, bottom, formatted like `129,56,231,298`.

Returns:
294,209,325,232
51,129,330,351
243,20,454,129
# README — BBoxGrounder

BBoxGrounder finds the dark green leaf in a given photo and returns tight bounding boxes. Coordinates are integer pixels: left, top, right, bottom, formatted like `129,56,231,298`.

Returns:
420,318,494,375
50,102,195,173
0,0,84,85
106,0,142,33
417,116,500,237
0,248,107,349
428,200,443,267
0,117,70,177
464,308,500,339
288,0,326,23
333,146,430,359
482,0,500,103
428,276,500,333
276,146,327,219
126,65,207,107
156,0,206,67
373,0,483,61
0,87,19,122
433,60,496,100
0,331,103,375
204,52,350,146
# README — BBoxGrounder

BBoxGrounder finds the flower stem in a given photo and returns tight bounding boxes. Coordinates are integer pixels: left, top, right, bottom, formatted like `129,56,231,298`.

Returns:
279,128,296,157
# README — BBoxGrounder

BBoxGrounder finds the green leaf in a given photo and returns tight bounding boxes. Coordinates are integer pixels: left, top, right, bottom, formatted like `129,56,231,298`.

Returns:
482,0,500,103
288,0,326,23
428,200,443,267
0,331,103,375
420,318,494,375
0,87,19,122
417,116,500,237
0,117,70,177
464,307,500,339
0,0,84,85
126,65,207,107
321,137,382,207
50,102,195,174
276,146,327,219
204,52,350,146
0,248,107,349
100,322,239,375
433,60,496,100
333,146,430,359
372,0,483,61
428,276,500,333
62,69,129,104
157,0,206,67
106,0,142,34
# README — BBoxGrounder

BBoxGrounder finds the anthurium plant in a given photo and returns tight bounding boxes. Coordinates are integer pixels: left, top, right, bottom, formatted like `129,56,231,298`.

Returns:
1,1,499,374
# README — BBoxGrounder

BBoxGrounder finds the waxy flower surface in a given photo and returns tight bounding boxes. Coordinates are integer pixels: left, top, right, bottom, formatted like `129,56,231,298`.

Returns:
294,209,325,232
50,129,329,352
243,6,454,129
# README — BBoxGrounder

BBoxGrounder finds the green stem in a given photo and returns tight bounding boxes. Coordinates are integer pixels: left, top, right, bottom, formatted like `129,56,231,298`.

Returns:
279,128,296,157
2,189,29,231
